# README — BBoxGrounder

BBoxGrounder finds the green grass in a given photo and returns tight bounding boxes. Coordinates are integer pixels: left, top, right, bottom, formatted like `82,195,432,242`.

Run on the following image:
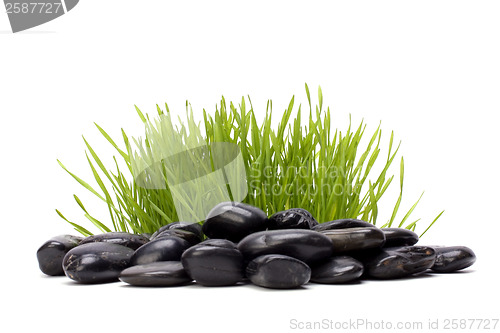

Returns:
56,84,443,237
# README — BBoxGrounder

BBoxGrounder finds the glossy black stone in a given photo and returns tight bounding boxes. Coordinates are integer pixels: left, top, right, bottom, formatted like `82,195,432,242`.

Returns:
268,208,319,230
382,228,419,247
130,236,191,266
320,227,386,253
202,201,268,242
37,235,83,276
79,232,149,250
245,254,311,289
63,243,134,283
181,240,244,286
119,261,192,287
361,246,436,279
154,229,201,246
313,218,375,232
431,246,476,273
151,222,203,241
237,229,333,264
310,256,364,284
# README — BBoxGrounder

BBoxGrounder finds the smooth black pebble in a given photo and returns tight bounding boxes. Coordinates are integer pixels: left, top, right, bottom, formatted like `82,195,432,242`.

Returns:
130,236,191,266
246,254,311,289
79,232,149,250
310,256,364,284
237,229,333,264
37,235,82,276
362,246,436,279
320,227,386,253
154,229,201,246
151,222,203,241
268,208,318,230
63,243,134,283
313,218,375,232
382,228,419,247
119,261,192,287
202,201,268,242
431,246,476,273
181,239,244,286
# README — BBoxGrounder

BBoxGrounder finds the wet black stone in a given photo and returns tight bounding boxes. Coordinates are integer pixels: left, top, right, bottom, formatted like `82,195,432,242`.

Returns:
119,261,192,287
361,246,436,279
151,222,203,241
431,246,476,273
320,227,386,253
237,229,333,264
268,208,319,230
37,235,83,276
202,201,268,242
63,243,134,283
310,256,364,284
313,218,375,232
79,232,149,250
246,254,311,289
130,236,191,266
382,228,419,247
181,240,244,286
154,229,201,246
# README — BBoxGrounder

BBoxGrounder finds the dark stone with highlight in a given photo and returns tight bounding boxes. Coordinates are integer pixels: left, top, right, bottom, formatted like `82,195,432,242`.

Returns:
431,246,476,273
313,218,376,232
130,236,191,266
151,222,203,241
119,261,192,287
310,256,364,284
320,227,386,253
382,228,419,247
268,208,318,230
154,229,201,246
37,235,83,276
246,254,311,289
79,232,149,250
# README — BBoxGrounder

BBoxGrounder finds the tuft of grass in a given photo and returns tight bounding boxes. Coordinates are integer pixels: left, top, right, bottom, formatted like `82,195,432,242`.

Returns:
57,85,443,237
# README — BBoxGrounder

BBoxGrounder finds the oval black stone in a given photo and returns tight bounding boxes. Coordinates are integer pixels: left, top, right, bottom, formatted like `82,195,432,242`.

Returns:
246,254,311,289
63,243,134,283
202,202,268,242
181,240,244,286
154,229,201,246
237,229,333,264
320,227,386,253
37,235,83,276
130,236,191,266
310,256,364,284
79,232,149,250
382,228,419,247
151,222,203,241
313,219,375,232
362,246,436,279
431,246,476,273
119,261,192,287
268,208,319,230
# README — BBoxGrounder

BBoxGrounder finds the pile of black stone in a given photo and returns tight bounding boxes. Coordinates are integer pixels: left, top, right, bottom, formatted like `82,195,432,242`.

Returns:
37,202,476,289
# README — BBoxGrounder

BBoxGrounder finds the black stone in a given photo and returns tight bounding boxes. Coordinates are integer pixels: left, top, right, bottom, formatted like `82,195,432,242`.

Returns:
268,208,319,230
63,243,134,283
431,246,476,273
154,229,201,246
130,236,191,266
181,240,244,286
361,246,436,279
310,256,364,284
119,261,192,287
79,232,149,250
319,227,386,253
237,229,333,264
151,222,203,241
313,218,375,232
245,254,311,289
202,201,268,242
37,235,83,276
382,228,419,247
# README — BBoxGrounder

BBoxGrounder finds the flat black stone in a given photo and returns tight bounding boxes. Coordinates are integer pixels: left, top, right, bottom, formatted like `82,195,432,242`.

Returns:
151,222,203,241
431,246,476,273
79,232,149,250
268,208,319,230
119,261,192,287
320,227,386,253
246,254,311,289
237,229,333,264
313,218,375,232
202,201,268,242
37,235,82,276
361,246,436,279
130,236,191,266
154,229,201,246
63,243,134,283
310,256,364,284
181,240,244,286
382,228,419,247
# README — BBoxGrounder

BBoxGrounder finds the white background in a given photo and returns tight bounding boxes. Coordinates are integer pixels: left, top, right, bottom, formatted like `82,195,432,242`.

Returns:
1,1,499,332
